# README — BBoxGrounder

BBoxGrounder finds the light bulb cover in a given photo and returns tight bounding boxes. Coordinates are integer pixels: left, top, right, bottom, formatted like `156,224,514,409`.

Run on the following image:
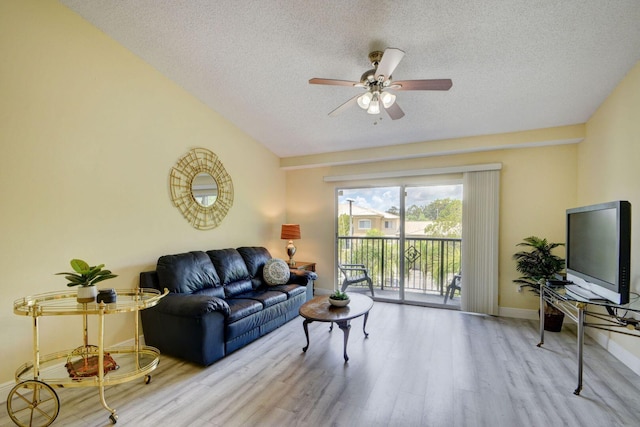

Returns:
367,93,380,115
357,92,372,109
380,92,396,108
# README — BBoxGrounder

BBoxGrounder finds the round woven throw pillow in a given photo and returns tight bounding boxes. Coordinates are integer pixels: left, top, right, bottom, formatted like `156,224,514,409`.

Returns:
263,258,290,286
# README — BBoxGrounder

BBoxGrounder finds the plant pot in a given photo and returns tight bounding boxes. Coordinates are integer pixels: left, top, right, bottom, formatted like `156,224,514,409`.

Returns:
540,309,565,332
329,297,350,307
77,286,97,303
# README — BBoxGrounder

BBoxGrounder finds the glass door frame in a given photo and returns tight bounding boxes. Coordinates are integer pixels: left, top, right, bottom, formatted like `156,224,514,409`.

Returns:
336,181,462,308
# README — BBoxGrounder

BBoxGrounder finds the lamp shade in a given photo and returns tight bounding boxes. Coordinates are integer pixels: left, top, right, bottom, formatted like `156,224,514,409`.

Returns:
281,224,301,240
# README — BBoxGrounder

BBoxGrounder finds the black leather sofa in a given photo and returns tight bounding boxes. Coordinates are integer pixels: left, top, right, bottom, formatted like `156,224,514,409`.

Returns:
139,246,315,366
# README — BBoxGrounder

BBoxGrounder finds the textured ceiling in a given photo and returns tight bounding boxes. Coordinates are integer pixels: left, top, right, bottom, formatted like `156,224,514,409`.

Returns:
59,0,640,158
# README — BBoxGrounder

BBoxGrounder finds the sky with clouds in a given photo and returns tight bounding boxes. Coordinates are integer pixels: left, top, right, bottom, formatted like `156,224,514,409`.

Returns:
338,184,462,213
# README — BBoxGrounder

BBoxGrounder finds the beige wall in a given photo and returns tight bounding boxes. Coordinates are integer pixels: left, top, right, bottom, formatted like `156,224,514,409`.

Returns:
578,61,640,360
286,143,578,308
0,1,287,384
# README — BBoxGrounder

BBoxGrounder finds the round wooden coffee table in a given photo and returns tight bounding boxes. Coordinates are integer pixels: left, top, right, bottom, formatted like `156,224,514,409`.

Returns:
299,293,373,362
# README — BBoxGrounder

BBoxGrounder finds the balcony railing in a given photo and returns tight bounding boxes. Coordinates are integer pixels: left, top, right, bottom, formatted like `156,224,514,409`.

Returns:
338,236,462,296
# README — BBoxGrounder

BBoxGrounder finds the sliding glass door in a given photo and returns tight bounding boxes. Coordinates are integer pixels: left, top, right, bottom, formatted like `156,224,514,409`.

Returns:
336,183,462,307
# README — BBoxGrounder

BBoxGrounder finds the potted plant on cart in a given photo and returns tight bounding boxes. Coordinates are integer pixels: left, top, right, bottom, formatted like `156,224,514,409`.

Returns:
56,259,118,303
513,236,565,332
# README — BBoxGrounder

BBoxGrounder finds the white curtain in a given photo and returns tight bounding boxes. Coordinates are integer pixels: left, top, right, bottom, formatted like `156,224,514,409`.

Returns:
461,170,500,315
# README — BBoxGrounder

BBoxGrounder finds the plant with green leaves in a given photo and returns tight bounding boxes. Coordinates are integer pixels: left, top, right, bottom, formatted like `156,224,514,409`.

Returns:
513,236,565,291
329,289,349,300
56,259,118,287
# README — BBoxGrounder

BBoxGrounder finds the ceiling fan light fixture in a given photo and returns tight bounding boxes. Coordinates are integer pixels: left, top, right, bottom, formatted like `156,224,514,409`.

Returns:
367,93,380,115
357,92,373,109
309,47,452,120
380,91,396,108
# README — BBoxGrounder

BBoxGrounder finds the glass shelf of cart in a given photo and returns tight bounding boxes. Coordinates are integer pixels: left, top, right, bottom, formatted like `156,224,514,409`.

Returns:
15,345,160,388
13,288,166,316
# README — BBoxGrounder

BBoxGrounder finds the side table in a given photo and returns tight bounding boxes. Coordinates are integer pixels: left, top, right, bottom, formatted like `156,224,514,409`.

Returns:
289,261,316,272
539,283,640,395
299,294,373,362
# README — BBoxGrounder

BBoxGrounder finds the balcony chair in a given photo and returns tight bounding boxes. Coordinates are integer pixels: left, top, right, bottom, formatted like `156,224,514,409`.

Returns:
444,273,461,304
338,263,374,297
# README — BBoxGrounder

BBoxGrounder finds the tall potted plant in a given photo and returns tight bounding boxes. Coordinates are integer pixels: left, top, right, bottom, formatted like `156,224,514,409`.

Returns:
513,236,565,331
57,259,118,303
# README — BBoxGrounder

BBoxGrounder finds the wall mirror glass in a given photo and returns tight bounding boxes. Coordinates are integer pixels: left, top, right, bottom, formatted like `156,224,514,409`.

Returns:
170,148,234,230
192,172,218,207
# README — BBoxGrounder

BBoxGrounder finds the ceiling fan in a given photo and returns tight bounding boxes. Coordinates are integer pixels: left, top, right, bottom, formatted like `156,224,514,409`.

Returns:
309,48,452,120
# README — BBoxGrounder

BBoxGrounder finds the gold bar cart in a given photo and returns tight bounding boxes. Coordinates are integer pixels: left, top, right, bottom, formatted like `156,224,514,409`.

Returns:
7,288,167,426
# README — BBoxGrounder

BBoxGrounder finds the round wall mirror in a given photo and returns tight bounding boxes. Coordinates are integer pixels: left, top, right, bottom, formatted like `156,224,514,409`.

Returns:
170,148,234,230
192,172,218,207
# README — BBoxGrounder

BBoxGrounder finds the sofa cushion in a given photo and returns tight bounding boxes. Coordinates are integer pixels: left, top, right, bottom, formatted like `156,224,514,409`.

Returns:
207,248,250,284
225,298,263,323
194,286,225,300
232,289,288,308
263,258,290,286
157,251,221,294
207,248,253,297
267,284,307,299
223,279,254,298
237,247,271,279
225,300,290,342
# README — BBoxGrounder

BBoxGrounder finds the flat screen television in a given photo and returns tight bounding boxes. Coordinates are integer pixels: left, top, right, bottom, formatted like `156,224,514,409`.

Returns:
566,200,631,304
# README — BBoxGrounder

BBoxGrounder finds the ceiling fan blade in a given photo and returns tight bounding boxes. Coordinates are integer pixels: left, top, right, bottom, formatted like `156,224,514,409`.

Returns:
309,78,359,87
393,79,453,91
384,102,405,120
328,94,360,117
375,48,405,81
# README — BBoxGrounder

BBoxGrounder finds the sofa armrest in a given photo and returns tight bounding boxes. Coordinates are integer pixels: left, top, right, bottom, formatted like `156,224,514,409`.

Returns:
288,270,316,301
140,270,160,290
288,270,317,285
155,293,230,317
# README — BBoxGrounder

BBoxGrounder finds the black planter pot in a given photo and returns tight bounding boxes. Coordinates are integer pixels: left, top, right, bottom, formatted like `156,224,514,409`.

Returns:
540,309,565,332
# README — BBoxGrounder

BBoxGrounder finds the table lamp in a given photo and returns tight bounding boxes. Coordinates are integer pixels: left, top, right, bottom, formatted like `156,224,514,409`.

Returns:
281,224,301,266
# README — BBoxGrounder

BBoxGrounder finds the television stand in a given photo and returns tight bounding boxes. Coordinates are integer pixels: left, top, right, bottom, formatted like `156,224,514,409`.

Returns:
538,283,640,395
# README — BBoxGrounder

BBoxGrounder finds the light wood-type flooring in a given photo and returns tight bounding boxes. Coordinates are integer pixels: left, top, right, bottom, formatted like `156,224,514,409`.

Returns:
3,301,640,426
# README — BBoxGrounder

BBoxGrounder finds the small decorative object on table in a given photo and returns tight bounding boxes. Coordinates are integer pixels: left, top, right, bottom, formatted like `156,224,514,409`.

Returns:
65,353,119,379
97,288,117,304
56,259,118,303
328,290,350,307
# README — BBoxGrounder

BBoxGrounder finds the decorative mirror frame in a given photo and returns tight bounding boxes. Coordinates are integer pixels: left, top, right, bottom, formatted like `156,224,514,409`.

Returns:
170,147,234,230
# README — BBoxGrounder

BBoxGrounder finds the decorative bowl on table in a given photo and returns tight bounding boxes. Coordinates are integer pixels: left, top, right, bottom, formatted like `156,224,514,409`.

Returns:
328,291,350,307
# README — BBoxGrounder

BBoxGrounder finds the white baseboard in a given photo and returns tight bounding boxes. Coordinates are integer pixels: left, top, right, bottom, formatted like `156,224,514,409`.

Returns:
585,328,640,377
498,306,538,320
608,337,640,376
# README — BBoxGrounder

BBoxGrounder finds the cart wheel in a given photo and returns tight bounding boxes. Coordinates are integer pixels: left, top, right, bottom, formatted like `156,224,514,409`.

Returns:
109,413,118,424
144,375,151,384
6,380,60,427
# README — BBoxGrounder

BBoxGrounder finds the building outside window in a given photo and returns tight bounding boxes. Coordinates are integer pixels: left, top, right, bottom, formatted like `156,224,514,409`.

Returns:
358,219,371,230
